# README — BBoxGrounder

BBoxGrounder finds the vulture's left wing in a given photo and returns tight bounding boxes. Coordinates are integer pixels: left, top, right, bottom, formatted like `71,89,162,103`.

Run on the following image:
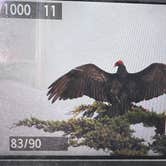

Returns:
129,63,166,102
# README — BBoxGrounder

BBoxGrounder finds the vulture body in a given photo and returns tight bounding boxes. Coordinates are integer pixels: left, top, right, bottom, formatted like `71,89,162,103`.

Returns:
47,60,166,114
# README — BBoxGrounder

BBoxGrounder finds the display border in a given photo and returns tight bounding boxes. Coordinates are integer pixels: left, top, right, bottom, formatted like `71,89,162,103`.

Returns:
0,0,166,164
55,0,166,5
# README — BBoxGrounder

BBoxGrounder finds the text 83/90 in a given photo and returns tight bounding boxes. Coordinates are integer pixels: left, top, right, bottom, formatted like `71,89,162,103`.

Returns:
10,137,42,150
9,136,68,151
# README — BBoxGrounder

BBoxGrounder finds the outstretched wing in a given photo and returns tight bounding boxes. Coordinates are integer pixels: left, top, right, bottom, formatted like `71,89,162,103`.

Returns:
47,64,112,103
129,63,166,102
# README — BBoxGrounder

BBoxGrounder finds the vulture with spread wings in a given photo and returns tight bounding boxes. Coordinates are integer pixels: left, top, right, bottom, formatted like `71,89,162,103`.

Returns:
47,60,166,114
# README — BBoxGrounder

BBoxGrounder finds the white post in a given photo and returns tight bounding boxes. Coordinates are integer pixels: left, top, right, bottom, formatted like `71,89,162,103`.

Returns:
165,112,166,135
35,18,45,89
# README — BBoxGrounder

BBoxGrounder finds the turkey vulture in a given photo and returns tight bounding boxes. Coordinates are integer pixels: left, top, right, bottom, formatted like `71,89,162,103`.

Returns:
47,60,166,114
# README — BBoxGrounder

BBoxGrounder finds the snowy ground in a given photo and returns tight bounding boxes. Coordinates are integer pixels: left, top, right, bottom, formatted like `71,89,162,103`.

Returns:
0,79,164,156
0,79,108,155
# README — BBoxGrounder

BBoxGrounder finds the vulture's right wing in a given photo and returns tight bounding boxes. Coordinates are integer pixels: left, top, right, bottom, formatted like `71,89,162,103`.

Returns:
47,64,112,103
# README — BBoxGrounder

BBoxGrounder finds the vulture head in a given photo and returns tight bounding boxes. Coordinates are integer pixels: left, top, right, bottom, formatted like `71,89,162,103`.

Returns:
114,60,124,67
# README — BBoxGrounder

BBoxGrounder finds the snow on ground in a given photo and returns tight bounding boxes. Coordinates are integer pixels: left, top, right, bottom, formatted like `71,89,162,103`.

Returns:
0,79,107,155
